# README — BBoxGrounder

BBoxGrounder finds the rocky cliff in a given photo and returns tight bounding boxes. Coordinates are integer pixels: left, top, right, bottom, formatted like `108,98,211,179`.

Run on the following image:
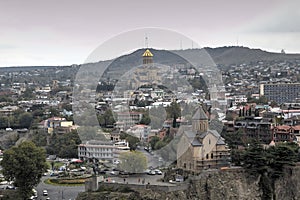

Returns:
77,166,300,200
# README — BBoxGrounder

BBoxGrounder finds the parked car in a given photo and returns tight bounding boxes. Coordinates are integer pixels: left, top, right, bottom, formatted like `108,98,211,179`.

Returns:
6,185,16,190
175,175,184,182
50,172,58,177
110,171,119,175
32,189,37,198
43,190,48,196
113,160,120,165
154,169,162,175
119,171,129,177
119,171,129,175
147,170,156,175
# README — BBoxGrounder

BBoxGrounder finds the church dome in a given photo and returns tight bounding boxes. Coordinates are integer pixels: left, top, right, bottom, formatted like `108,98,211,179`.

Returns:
142,49,153,57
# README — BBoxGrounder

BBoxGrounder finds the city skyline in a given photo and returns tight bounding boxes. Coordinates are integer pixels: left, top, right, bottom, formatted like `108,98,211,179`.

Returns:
0,0,299,66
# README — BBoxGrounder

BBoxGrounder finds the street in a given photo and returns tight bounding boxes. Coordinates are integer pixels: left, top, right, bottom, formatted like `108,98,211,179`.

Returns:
35,176,84,200
33,148,168,199
137,148,163,169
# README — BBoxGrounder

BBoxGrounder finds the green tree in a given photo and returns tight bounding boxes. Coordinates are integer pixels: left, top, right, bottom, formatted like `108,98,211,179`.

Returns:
0,95,12,102
140,110,151,125
120,133,139,150
31,129,47,147
267,143,298,179
97,109,115,128
18,112,33,128
49,107,60,117
241,141,299,199
1,141,47,199
188,76,208,93
242,140,268,175
21,88,34,100
166,101,181,128
0,116,9,128
154,140,167,150
230,149,243,166
149,136,160,150
47,130,81,158
119,151,147,173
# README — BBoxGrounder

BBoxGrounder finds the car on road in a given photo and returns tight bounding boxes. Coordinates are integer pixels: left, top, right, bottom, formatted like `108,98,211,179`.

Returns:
147,170,156,175
113,160,120,165
6,185,16,190
144,169,151,174
43,189,48,196
154,169,162,175
169,180,176,184
119,171,129,177
110,171,118,175
50,172,59,177
32,189,37,198
175,175,184,182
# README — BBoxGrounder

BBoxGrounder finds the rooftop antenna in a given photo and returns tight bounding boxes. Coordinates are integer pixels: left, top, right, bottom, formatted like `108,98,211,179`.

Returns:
145,34,149,48
236,36,239,46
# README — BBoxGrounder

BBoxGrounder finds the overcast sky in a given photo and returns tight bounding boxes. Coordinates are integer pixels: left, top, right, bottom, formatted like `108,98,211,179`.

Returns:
0,0,299,66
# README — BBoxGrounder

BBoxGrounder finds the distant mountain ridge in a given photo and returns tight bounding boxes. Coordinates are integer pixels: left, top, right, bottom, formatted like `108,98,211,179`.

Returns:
2,46,300,71
203,46,300,66
106,46,300,71
101,46,300,80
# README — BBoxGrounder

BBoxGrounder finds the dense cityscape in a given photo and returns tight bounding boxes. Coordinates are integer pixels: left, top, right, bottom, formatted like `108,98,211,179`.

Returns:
0,46,299,199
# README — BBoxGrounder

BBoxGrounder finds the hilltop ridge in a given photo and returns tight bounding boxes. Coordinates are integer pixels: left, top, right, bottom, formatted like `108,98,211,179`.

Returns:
1,46,300,71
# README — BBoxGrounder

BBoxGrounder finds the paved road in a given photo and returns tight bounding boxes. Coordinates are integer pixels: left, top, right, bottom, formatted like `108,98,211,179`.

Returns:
35,176,84,200
106,172,174,186
33,149,169,199
137,149,163,169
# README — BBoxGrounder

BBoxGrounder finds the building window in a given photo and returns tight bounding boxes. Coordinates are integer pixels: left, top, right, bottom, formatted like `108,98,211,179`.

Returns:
211,153,213,159
206,154,209,159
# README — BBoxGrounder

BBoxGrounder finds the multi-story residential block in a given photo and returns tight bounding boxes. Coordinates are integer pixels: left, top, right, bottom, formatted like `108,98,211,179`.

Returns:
78,141,115,161
115,111,143,129
272,125,293,143
78,140,129,161
260,83,300,104
234,117,273,144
